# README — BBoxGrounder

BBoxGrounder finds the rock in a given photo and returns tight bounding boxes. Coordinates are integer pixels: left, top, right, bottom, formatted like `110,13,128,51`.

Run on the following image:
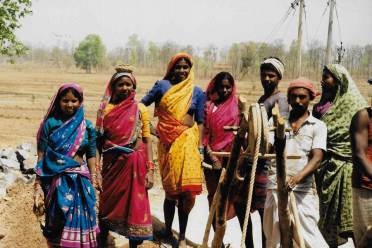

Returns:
4,168,23,187
23,157,36,171
0,148,17,161
0,172,6,198
17,143,32,152
16,149,30,161
0,233,5,240
0,158,19,169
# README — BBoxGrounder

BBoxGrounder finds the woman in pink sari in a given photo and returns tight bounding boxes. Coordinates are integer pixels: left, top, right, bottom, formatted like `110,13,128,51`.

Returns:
203,71,239,222
96,65,154,247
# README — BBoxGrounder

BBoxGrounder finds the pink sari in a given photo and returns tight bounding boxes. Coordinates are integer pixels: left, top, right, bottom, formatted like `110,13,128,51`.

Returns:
97,88,152,240
204,80,239,152
203,77,239,219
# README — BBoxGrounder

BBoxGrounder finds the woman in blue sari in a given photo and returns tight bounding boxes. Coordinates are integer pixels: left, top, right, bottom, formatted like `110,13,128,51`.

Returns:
33,83,100,248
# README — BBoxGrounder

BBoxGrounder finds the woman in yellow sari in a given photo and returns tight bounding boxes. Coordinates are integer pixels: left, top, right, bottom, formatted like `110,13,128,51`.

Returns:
141,53,205,247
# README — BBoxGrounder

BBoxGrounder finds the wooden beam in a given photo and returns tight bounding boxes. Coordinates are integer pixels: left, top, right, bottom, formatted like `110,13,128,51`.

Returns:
272,104,293,248
210,151,300,160
211,96,248,248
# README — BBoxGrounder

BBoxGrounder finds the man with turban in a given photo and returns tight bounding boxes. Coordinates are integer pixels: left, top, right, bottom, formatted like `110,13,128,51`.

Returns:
233,57,289,247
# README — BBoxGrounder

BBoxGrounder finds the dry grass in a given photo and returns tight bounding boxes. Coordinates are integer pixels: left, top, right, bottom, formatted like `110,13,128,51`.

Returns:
0,65,369,147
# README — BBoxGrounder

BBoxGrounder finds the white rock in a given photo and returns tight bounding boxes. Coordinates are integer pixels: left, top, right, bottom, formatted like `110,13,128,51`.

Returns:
16,149,30,160
5,169,18,186
17,143,32,152
0,172,6,198
0,158,19,169
23,158,36,170
0,148,17,161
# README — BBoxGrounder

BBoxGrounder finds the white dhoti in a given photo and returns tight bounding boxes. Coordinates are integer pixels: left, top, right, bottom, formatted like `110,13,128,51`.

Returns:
353,187,372,247
263,189,328,248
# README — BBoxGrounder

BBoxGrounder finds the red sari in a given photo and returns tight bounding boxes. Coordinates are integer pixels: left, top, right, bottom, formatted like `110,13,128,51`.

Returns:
97,91,152,240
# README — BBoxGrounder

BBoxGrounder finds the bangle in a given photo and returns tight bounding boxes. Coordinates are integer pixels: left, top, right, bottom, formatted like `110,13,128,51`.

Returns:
207,148,213,155
211,156,219,163
147,161,155,170
95,163,101,172
198,147,204,155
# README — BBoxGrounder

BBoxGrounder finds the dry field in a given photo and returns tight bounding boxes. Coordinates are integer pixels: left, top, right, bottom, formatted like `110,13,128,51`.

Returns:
0,67,277,148
0,65,369,248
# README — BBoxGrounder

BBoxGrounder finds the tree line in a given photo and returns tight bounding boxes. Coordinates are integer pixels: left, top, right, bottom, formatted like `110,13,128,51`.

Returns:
2,33,371,81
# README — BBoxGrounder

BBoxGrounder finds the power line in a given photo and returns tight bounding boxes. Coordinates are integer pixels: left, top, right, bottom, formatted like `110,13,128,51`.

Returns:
334,1,343,44
265,6,295,42
282,7,298,40
313,2,329,41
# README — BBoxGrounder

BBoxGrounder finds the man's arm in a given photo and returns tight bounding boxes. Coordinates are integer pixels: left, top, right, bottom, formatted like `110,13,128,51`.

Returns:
350,109,372,177
287,148,324,189
287,120,327,189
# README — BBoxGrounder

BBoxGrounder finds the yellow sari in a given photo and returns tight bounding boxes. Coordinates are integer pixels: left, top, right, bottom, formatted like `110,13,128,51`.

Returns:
156,57,202,197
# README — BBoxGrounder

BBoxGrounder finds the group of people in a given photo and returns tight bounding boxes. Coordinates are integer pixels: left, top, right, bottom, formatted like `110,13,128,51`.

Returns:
32,52,371,248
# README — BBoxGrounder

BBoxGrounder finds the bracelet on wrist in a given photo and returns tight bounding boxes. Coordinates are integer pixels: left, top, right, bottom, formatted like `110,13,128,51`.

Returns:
147,161,155,170
212,157,219,163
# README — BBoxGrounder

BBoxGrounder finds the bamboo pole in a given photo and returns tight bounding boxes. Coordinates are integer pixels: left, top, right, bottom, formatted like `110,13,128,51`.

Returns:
201,168,226,248
289,192,305,248
211,97,248,248
272,104,293,248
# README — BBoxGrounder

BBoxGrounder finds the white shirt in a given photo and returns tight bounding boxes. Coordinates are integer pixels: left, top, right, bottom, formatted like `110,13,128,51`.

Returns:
267,113,327,192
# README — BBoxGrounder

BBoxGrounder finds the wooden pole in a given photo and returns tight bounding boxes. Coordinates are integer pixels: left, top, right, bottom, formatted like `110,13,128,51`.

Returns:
201,168,226,248
289,192,305,248
272,104,293,248
325,0,335,65
297,0,304,77
211,97,248,248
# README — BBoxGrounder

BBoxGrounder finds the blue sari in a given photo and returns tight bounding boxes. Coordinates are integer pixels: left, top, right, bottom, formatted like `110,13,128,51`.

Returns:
36,106,99,248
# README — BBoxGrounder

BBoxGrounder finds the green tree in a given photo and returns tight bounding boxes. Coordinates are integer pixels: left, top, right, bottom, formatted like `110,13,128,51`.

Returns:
0,0,32,57
73,34,106,73
126,34,145,66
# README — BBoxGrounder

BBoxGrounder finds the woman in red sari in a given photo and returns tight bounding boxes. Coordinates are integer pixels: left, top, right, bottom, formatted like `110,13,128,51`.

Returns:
96,65,154,247
203,71,239,225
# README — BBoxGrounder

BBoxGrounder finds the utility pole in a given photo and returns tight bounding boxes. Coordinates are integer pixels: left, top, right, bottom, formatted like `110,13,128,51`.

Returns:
297,0,304,77
325,0,335,65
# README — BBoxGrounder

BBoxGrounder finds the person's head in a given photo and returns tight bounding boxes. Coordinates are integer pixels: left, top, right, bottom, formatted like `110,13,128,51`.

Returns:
260,57,284,95
321,67,339,96
287,78,317,118
110,65,136,102
164,53,193,84
55,84,83,118
208,72,235,103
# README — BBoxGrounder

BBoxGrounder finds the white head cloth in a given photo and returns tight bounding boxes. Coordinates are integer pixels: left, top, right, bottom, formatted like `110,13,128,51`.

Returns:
261,58,285,79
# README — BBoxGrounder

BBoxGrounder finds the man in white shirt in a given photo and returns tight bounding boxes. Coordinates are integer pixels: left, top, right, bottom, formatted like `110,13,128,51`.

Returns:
263,77,328,247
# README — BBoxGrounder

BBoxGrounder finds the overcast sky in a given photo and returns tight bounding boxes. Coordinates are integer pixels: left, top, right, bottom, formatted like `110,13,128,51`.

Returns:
16,0,372,50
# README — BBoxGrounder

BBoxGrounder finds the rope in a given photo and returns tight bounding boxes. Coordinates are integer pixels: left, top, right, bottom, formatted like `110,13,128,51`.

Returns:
240,104,262,247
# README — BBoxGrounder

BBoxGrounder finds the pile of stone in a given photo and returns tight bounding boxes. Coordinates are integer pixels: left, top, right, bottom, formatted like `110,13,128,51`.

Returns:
0,144,36,198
